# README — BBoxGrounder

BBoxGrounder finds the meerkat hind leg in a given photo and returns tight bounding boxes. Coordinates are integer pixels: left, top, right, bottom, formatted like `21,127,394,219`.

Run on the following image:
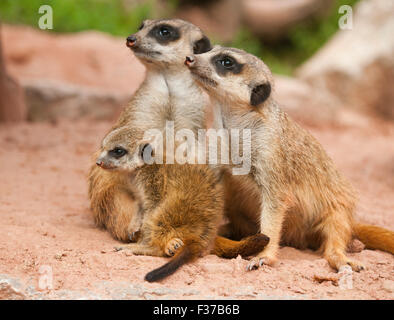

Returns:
107,189,140,242
114,243,163,257
324,245,365,272
321,213,365,272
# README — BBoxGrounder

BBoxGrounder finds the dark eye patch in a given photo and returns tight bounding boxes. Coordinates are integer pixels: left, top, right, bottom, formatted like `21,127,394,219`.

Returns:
212,54,244,76
108,147,128,159
138,21,145,30
193,36,212,54
147,24,180,44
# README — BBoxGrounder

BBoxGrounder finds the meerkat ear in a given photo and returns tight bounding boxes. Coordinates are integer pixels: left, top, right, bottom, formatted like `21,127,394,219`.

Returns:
250,83,271,106
193,36,212,54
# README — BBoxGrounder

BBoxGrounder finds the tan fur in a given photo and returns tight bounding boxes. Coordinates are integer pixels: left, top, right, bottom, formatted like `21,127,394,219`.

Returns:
97,125,269,281
123,163,225,258
88,19,210,241
187,46,394,272
88,150,141,241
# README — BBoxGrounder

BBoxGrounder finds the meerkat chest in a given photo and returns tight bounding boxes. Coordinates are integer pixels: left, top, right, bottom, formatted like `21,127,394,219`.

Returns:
170,89,207,132
220,108,278,184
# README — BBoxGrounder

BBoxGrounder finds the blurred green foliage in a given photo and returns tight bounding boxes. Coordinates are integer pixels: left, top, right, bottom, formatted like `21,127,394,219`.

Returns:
230,0,360,75
0,0,359,75
0,0,155,36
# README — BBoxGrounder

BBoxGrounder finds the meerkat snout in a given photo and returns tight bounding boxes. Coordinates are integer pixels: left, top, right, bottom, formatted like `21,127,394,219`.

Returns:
126,35,137,48
185,56,195,66
96,158,112,170
95,156,114,170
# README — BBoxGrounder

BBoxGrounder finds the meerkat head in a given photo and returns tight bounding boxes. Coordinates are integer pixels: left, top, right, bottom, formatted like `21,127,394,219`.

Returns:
126,19,212,68
185,46,273,109
96,126,156,172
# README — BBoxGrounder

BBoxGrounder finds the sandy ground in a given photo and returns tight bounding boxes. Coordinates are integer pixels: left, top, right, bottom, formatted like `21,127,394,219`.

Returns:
0,116,393,300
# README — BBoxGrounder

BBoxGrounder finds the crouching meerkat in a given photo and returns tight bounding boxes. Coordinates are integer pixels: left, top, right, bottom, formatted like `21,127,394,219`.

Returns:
88,19,213,242
185,46,394,272
95,125,270,282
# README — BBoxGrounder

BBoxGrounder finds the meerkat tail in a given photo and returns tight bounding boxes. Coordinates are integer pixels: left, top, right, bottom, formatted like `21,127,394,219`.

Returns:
211,234,270,259
354,223,394,254
144,241,200,283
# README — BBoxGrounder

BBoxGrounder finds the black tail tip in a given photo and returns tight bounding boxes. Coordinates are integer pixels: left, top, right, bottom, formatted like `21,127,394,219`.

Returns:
144,271,159,283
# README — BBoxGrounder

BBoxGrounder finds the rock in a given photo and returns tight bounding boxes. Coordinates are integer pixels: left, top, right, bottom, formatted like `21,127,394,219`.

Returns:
0,73,27,122
242,0,333,40
274,75,338,127
2,24,145,122
54,252,66,260
0,25,27,122
296,0,394,120
23,79,131,121
347,239,365,253
0,277,25,300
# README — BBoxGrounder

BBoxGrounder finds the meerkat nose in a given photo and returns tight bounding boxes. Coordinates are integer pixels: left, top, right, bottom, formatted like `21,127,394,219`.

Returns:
185,56,195,67
126,35,137,47
96,160,103,167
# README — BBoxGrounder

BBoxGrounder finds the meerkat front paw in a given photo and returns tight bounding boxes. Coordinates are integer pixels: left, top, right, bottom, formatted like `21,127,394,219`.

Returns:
165,238,184,256
346,260,365,272
325,252,366,272
128,230,141,242
335,258,365,272
127,221,142,243
246,254,277,271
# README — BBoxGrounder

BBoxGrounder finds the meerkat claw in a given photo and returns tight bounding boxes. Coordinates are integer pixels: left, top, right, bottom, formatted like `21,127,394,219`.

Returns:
346,260,365,272
165,238,184,256
246,258,260,271
128,231,140,242
246,256,275,271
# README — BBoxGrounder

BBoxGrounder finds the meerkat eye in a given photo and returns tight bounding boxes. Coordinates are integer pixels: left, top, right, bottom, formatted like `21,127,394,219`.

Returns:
159,27,171,37
219,57,235,69
138,22,145,30
148,24,180,43
140,143,154,162
108,147,127,159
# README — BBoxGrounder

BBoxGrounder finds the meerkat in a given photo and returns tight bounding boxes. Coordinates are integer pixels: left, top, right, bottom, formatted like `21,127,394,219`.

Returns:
185,46,394,272
88,19,213,242
95,125,270,282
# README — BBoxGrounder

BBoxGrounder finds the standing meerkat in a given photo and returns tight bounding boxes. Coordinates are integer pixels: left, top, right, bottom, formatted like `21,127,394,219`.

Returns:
185,46,394,272
88,19,213,242
95,125,270,282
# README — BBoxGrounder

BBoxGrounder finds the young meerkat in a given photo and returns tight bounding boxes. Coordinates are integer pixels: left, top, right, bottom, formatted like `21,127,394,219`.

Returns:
88,19,213,242
185,46,394,272
95,125,270,282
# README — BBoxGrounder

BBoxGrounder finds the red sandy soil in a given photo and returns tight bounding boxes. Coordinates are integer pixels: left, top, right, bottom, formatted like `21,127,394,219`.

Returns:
0,115,393,300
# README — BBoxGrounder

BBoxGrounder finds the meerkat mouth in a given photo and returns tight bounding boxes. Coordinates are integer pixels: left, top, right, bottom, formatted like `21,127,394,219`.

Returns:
97,162,118,170
191,72,217,88
130,47,161,59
